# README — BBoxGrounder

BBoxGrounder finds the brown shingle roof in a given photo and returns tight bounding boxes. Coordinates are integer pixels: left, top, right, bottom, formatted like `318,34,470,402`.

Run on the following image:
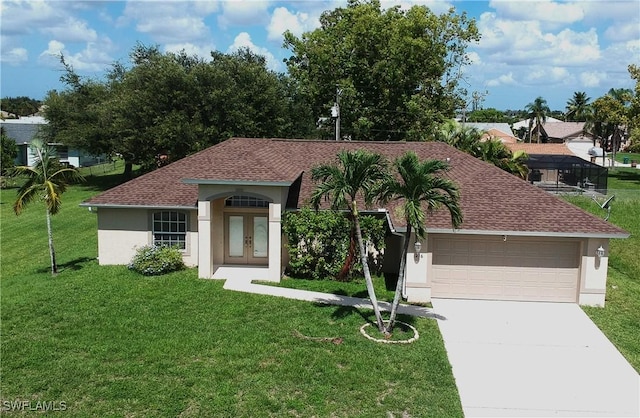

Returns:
505,142,575,156
84,138,627,237
540,122,587,140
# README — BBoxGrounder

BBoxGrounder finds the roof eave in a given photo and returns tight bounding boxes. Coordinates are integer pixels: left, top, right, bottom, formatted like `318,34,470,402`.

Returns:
425,228,629,239
79,203,196,210
182,179,293,187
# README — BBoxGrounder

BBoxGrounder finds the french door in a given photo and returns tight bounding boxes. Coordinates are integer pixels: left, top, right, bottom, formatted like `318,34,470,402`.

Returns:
224,214,268,265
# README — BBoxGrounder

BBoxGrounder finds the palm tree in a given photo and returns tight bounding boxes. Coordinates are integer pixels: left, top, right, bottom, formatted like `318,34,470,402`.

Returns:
474,140,529,179
525,97,550,143
434,120,482,153
310,149,390,333
12,139,84,275
565,91,591,122
380,152,462,333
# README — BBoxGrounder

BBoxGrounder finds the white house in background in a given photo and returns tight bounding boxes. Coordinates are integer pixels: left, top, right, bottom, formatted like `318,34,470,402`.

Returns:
82,138,628,307
0,116,103,168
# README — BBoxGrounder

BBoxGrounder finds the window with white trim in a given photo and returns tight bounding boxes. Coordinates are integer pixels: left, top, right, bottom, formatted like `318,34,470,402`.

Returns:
152,211,187,250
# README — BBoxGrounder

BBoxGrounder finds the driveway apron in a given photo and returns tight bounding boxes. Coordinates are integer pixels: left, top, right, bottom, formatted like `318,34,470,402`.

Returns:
432,299,640,417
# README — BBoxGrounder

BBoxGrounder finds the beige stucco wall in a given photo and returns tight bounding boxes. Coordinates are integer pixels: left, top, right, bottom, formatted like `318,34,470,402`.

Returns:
404,233,610,306
97,207,198,266
578,238,609,306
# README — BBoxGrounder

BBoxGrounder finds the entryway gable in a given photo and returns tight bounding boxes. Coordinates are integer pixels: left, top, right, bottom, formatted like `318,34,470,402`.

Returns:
195,183,287,282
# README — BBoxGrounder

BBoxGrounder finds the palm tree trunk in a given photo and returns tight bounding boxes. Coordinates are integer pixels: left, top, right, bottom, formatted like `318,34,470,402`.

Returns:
337,224,356,281
385,224,412,333
353,213,386,333
46,209,58,275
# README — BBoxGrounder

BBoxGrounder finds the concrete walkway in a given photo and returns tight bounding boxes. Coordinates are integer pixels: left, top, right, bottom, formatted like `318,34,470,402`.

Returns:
223,277,441,319
432,298,640,417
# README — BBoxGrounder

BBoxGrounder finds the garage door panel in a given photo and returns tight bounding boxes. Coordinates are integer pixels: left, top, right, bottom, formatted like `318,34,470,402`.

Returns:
431,237,579,303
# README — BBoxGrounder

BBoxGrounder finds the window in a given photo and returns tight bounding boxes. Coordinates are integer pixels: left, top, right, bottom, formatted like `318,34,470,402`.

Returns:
224,195,269,208
152,211,187,250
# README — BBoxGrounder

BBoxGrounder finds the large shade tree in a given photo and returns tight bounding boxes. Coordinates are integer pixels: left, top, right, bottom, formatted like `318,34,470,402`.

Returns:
310,150,390,332
525,96,550,143
12,139,84,275
380,152,462,334
45,45,316,178
284,0,479,141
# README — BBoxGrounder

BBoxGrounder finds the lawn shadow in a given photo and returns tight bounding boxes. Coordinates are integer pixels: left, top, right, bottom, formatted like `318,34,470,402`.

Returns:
610,169,640,186
36,257,96,274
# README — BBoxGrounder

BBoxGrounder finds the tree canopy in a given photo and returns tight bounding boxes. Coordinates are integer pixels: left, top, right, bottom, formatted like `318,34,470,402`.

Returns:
0,96,41,117
44,45,316,177
284,0,479,141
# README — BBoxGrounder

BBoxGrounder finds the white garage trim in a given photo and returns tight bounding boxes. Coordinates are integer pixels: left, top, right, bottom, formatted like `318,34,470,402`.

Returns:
429,235,580,303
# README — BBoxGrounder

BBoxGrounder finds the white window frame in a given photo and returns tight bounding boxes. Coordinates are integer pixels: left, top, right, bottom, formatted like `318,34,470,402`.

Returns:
152,211,188,251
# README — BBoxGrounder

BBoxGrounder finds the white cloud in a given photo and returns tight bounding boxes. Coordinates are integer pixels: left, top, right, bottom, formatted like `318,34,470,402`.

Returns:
1,47,28,65
488,0,584,25
120,1,213,43
604,21,640,42
227,32,280,71
486,72,516,87
466,51,481,65
38,39,114,72
267,7,318,42
41,17,98,43
218,1,270,29
579,71,607,88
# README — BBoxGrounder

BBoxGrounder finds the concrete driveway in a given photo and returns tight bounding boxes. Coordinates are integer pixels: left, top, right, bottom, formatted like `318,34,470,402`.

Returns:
432,299,640,417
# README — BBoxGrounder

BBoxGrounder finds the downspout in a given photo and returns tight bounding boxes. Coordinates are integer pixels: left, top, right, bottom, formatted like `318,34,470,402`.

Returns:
382,209,408,299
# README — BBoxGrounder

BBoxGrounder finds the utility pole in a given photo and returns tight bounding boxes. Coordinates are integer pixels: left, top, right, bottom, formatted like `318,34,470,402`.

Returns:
331,87,342,140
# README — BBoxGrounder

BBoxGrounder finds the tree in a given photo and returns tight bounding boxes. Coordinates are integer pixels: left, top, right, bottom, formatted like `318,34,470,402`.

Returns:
591,91,630,164
565,92,591,122
525,97,550,143
284,0,479,141
380,152,462,334
0,96,41,117
1,127,17,175
467,108,507,123
628,64,640,150
12,139,84,275
44,45,316,178
433,119,482,153
310,149,390,333
475,140,529,179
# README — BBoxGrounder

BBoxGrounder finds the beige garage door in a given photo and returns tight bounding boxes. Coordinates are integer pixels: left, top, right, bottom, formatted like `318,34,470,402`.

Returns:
431,236,579,302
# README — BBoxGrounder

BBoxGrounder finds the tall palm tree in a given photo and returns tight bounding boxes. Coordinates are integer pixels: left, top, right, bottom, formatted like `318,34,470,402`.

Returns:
12,139,84,275
380,152,462,333
311,149,390,333
565,91,592,122
525,96,550,143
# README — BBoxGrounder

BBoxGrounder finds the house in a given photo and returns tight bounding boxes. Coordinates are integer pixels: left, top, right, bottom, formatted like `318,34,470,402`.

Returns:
0,116,103,167
82,138,628,306
531,122,596,144
463,122,518,144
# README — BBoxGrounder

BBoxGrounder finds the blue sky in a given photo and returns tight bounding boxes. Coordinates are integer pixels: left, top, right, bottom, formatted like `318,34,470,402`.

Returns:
1,0,639,111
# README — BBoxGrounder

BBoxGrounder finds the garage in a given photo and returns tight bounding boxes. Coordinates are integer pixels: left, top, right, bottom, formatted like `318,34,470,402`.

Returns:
430,235,580,302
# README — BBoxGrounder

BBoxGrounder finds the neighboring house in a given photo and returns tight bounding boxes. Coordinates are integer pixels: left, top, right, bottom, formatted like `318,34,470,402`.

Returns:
82,138,628,306
512,116,563,132
464,122,518,144
0,116,103,167
532,122,596,144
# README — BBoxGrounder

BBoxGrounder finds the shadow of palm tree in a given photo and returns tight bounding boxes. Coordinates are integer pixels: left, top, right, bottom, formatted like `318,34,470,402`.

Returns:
36,257,95,274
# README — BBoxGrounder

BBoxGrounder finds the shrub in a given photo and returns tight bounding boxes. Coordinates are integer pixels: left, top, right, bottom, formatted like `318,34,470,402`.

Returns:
128,245,185,276
282,208,386,280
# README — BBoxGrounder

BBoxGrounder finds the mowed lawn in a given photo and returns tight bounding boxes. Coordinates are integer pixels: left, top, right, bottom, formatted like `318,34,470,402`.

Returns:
564,167,640,372
0,171,462,416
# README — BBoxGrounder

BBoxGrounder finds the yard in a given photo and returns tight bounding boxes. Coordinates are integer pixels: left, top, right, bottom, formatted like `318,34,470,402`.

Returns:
1,164,639,416
0,168,461,416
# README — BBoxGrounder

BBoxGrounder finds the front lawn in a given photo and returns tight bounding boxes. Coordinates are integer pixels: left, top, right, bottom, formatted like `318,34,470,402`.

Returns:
0,176,462,416
564,171,640,372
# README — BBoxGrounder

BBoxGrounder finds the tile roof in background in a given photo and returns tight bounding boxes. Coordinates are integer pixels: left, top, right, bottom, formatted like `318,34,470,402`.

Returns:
85,138,627,237
505,143,575,156
540,122,588,140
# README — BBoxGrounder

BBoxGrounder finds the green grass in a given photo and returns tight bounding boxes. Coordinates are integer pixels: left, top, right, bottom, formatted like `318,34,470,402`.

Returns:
0,172,462,417
614,152,640,164
563,174,640,372
258,275,398,303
